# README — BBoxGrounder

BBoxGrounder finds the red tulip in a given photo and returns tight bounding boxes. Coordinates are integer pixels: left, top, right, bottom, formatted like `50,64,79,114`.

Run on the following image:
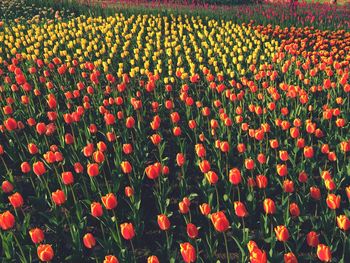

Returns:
51,189,66,206
83,233,96,248
8,192,23,208
1,180,14,193
306,231,319,247
157,214,170,231
33,161,46,176
186,223,198,239
87,163,99,177
180,242,196,263
0,211,15,230
90,202,103,217
229,168,241,185
29,228,45,244
234,201,248,217
120,222,135,240
284,252,297,263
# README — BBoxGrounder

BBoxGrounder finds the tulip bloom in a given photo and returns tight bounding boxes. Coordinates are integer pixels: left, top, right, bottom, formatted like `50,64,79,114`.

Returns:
120,161,132,174
180,242,196,263
145,163,161,180
29,228,45,244
284,252,297,263
229,168,241,185
103,255,119,263
249,247,267,263
211,211,229,232
186,223,198,239
234,201,248,217
157,214,170,231
37,244,54,262
263,198,276,214
101,193,118,210
33,161,46,176
205,171,218,185
337,215,350,231
275,225,289,242
87,163,99,177
83,233,96,248
1,181,14,193
8,192,24,208
61,171,74,185
147,256,160,263
0,211,15,230
91,202,103,217
199,203,211,216
317,244,332,262
306,231,319,247
199,160,211,173
51,189,66,206
120,222,135,240
326,193,341,210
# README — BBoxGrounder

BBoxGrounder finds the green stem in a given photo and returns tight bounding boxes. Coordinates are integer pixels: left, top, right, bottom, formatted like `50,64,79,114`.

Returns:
223,232,230,263
12,232,27,263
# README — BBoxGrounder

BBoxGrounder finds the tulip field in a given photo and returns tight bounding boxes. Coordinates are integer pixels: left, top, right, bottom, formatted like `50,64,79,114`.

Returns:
0,0,350,262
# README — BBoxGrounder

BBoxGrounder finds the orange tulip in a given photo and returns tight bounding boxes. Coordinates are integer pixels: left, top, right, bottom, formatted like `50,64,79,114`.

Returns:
275,225,289,242
101,193,117,210
37,244,54,262
205,171,218,185
211,211,229,232
147,256,160,263
120,161,132,174
199,203,211,216
180,242,196,263
249,247,267,263
263,198,276,214
317,244,331,262
337,215,350,231
326,193,340,210
103,255,119,263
